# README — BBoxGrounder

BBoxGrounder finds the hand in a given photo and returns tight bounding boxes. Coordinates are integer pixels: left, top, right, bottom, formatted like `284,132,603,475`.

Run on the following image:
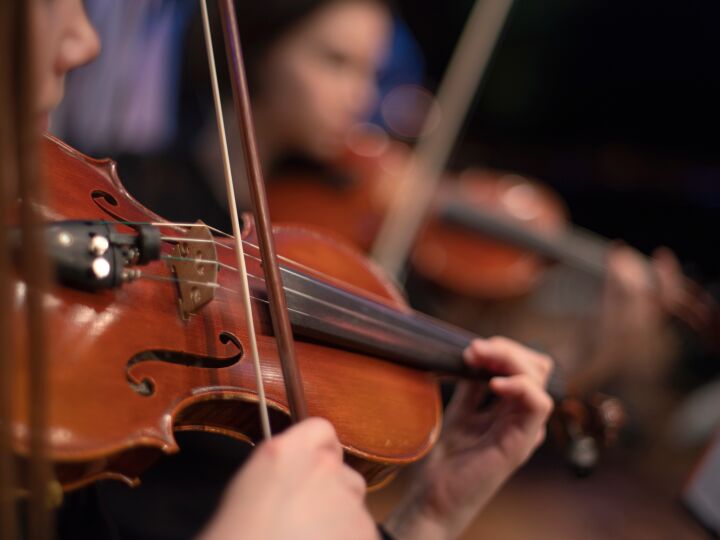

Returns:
384,337,554,540
589,245,683,385
650,246,686,316
199,418,378,540
650,246,713,332
605,244,691,324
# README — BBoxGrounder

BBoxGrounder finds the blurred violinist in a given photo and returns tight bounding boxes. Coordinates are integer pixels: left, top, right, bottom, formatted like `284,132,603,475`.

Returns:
186,0,687,421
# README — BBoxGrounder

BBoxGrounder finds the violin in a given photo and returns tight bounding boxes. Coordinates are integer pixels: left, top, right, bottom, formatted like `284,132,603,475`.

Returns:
9,134,622,493
13,134,437,490
7,1,624,506
267,130,717,334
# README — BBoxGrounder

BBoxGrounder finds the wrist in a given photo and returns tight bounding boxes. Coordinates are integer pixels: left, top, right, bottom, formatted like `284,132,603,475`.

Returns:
383,459,510,540
382,474,470,540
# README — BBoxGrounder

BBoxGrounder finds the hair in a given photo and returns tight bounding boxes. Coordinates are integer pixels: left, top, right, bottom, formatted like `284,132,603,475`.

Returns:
184,0,392,97
236,0,390,80
236,0,338,75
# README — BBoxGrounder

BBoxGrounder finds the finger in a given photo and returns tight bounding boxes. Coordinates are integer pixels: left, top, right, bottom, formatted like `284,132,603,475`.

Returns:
308,448,366,499
464,337,553,386
651,246,684,307
606,244,648,297
279,417,343,459
445,380,490,421
489,375,554,431
338,464,367,498
652,246,681,278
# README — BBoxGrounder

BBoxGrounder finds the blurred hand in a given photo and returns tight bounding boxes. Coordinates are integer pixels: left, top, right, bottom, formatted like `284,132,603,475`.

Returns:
199,418,378,540
650,246,686,316
605,243,700,324
607,245,667,311
384,337,554,540
590,245,684,382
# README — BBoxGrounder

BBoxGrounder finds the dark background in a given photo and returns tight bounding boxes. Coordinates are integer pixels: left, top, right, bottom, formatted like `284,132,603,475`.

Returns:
397,0,720,281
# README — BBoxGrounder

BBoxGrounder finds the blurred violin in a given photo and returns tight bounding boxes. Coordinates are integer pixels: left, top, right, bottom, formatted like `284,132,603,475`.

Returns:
267,130,718,336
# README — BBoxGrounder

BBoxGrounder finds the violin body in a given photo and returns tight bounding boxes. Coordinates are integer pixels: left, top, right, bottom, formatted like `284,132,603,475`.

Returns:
11,135,441,491
412,170,568,299
268,131,570,300
267,132,407,252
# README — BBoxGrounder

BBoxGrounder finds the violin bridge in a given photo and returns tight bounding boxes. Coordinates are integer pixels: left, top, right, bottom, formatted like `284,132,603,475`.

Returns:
168,222,218,320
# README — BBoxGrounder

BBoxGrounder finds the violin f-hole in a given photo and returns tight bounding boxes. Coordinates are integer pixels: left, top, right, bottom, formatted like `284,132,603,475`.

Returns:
125,331,244,397
91,189,129,224
91,189,118,206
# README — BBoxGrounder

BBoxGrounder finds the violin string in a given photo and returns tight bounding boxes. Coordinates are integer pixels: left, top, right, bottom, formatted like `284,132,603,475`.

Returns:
140,268,469,368
199,0,272,440
156,223,692,306
127,228,528,372
161,235,234,250
156,234,393,322
145,220,456,340
158,232,354,289
144,270,455,368
112,218,364,286
149,224,717,334
158,226,435,335
105,220,234,238
139,273,237,293
159,231,348,293
147,263,369,331
161,254,237,272
159,238,372,310
151,221,234,239
117,214,718,333
159,253,364,322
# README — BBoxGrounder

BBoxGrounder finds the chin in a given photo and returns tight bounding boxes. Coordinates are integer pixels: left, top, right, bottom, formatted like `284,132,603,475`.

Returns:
37,113,51,133
39,82,64,118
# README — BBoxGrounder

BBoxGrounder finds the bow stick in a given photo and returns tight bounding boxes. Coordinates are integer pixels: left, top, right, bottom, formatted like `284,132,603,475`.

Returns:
213,0,309,424
199,0,273,440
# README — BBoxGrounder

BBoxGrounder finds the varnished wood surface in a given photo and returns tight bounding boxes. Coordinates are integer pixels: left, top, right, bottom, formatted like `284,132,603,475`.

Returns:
11,135,442,490
412,170,568,300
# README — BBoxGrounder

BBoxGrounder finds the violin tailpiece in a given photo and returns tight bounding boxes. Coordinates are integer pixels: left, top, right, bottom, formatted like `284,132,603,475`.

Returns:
168,222,218,320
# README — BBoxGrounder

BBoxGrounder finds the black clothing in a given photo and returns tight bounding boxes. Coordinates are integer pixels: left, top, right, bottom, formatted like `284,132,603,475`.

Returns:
58,433,252,540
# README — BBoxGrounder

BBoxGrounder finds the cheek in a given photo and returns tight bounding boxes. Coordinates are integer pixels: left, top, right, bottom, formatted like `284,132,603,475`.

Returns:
298,71,342,123
294,65,362,140
278,60,330,117
269,62,337,132
261,54,357,160
292,73,352,156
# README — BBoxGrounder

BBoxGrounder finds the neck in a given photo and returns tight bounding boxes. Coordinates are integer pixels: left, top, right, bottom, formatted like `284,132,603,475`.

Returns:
255,261,567,400
440,199,613,278
274,262,476,376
